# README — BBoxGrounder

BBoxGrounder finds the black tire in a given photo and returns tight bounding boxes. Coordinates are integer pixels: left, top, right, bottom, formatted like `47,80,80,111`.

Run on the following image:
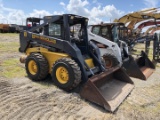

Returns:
25,53,49,81
52,58,81,91
103,52,119,68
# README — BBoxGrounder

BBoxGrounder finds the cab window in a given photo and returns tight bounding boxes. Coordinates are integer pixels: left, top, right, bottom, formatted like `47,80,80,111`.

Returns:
101,26,111,40
92,26,100,35
49,23,61,37
101,27,108,36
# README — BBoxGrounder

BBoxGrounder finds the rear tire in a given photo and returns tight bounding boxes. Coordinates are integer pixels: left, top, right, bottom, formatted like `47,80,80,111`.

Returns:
25,53,49,81
103,52,119,68
52,58,81,91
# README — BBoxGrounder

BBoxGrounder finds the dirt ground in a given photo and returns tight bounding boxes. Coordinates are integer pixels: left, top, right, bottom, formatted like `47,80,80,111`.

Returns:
0,33,160,120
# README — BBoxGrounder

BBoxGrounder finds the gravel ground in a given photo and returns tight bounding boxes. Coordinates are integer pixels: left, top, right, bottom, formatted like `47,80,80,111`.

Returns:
0,33,160,120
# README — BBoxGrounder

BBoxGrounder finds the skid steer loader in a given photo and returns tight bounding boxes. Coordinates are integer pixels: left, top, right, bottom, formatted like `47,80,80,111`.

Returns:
88,22,155,80
19,14,134,112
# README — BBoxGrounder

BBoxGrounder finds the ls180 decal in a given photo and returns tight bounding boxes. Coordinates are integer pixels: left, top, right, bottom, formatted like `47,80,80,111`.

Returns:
32,34,56,44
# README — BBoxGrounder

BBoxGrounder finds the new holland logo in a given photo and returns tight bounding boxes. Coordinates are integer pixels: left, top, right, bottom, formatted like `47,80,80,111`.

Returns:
32,34,56,44
24,32,27,37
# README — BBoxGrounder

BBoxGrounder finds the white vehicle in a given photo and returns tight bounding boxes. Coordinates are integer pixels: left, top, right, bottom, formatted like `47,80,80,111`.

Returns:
88,23,129,68
88,23,155,80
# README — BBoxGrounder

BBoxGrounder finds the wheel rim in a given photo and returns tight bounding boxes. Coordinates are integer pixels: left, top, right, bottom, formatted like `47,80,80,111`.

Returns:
28,60,38,75
105,58,112,68
56,66,69,84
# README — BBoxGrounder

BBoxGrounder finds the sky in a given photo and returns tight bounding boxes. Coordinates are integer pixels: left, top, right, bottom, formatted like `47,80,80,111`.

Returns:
0,0,160,25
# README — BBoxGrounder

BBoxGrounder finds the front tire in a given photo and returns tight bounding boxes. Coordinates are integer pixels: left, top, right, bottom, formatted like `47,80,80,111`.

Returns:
103,52,119,68
52,58,81,91
25,53,49,81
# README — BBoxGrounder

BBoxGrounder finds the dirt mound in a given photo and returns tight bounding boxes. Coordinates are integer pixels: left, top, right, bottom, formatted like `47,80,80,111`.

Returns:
0,77,111,120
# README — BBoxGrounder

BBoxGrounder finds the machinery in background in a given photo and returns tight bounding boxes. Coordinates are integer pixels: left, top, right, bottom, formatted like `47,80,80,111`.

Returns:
0,24,10,33
114,7,160,39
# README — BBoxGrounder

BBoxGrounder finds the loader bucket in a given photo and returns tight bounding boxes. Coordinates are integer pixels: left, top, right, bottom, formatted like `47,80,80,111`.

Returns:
80,67,134,112
123,51,155,80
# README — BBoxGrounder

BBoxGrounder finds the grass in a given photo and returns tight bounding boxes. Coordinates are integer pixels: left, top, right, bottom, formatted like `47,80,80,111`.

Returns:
0,33,19,55
1,58,26,78
0,42,19,53
0,33,19,36
0,34,24,78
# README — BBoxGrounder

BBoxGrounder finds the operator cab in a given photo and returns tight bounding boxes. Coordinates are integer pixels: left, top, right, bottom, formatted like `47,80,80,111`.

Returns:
25,17,43,33
91,24,112,40
42,15,89,54
43,15,88,40
26,17,43,27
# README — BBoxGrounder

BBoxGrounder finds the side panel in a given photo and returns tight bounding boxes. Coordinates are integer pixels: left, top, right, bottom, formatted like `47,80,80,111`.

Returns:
19,31,29,52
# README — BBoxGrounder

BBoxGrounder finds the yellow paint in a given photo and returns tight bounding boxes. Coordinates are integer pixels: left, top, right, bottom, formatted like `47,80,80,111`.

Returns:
26,47,70,73
56,66,69,84
24,32,27,37
85,58,94,68
28,60,37,75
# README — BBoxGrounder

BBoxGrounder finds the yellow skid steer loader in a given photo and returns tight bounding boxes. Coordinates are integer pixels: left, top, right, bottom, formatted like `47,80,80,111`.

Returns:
19,14,134,112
